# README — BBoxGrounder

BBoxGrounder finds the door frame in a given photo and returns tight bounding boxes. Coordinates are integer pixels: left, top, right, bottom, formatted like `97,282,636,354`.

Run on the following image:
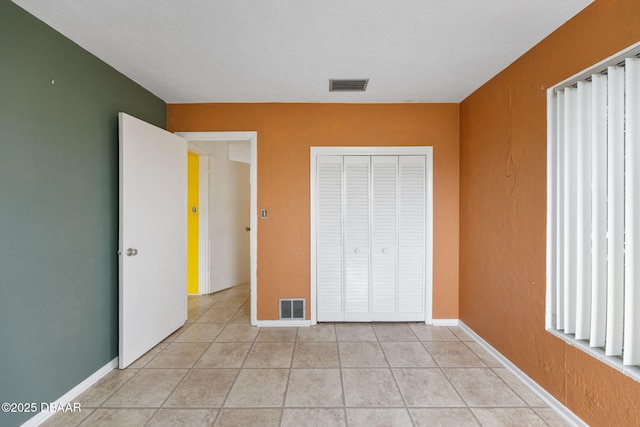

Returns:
177,131,258,326
310,146,434,325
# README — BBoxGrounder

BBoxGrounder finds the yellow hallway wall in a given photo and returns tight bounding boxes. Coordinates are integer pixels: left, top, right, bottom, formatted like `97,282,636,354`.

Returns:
187,151,199,294
459,0,640,425
168,103,460,321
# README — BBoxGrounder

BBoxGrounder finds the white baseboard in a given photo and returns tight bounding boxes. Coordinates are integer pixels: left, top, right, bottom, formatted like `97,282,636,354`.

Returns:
21,358,118,427
429,318,459,326
458,321,587,427
258,318,458,327
255,320,311,327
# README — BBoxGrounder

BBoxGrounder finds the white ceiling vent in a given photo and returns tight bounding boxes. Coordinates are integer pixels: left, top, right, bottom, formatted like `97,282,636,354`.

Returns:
329,79,369,92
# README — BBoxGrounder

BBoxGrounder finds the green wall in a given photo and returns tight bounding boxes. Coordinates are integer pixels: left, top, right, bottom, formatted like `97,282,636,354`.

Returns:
0,1,166,425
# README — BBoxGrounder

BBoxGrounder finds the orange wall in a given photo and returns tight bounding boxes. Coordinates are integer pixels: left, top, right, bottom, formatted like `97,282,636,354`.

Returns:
460,0,640,425
168,103,460,320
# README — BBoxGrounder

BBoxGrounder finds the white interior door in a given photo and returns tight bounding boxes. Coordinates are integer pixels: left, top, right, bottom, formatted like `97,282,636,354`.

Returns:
118,112,187,369
208,154,251,293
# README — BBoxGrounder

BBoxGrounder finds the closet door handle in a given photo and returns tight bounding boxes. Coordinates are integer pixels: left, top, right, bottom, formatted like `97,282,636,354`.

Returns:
382,248,387,254
354,248,360,254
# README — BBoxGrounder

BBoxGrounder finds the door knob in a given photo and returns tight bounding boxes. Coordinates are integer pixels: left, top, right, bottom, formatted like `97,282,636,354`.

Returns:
126,248,138,256
382,248,387,254
245,226,251,231
355,248,360,254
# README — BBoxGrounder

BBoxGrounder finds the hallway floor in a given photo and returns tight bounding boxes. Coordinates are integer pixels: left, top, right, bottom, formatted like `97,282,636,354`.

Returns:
42,284,570,426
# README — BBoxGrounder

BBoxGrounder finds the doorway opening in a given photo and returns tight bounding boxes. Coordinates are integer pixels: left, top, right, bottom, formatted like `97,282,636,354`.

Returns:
177,132,258,326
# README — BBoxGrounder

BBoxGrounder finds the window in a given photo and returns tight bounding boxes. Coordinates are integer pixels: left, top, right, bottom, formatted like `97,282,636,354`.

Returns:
547,42,640,377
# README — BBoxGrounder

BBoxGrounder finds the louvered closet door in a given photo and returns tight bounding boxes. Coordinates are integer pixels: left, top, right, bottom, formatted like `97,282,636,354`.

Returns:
344,156,371,321
398,156,426,319
371,156,399,320
315,153,426,322
316,156,344,321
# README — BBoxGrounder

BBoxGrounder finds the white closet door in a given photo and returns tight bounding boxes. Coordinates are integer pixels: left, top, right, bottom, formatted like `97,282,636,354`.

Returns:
315,151,427,323
398,155,426,319
371,156,398,319
316,156,344,321
344,156,371,320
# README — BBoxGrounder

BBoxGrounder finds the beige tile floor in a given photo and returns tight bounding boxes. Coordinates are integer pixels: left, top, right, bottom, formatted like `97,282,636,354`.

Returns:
42,284,571,427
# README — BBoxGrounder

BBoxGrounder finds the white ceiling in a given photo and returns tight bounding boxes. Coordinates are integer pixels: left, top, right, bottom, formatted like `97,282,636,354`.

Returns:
13,0,593,103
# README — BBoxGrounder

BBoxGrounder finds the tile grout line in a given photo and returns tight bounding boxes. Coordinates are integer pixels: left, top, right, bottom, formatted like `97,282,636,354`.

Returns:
208,291,250,425
219,306,257,412
277,328,299,426
78,353,160,424
336,323,350,427
434,343,535,426
384,347,417,426
155,291,246,425
384,324,420,426
173,302,227,406
426,336,477,415
487,365,545,409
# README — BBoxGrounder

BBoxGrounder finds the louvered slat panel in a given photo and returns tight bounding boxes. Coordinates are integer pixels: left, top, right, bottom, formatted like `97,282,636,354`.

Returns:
317,161,343,247
344,157,370,247
316,156,343,320
372,157,397,246
399,157,425,248
398,156,426,316
399,249,425,313
317,253,343,317
344,156,370,315
372,156,398,313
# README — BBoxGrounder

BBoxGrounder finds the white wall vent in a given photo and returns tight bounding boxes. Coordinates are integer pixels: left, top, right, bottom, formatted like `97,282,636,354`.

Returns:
280,299,305,320
329,79,369,92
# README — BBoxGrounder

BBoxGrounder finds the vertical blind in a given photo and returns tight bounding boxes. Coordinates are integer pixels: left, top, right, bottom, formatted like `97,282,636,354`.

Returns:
549,51,640,367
